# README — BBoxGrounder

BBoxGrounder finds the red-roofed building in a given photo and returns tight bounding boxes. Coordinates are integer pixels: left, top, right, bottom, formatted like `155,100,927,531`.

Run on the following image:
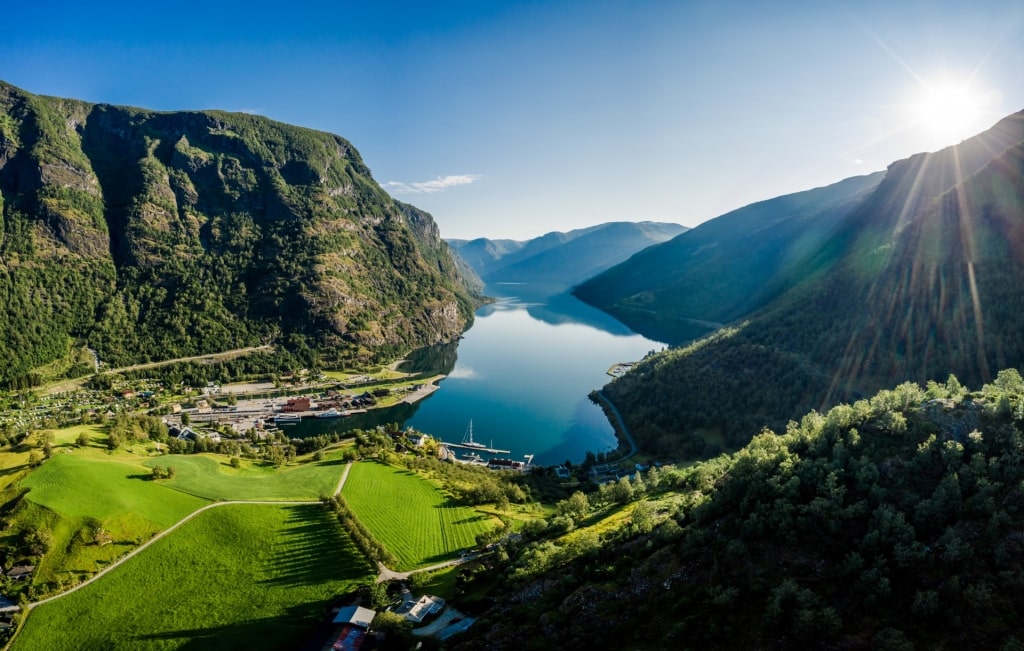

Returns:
327,625,366,651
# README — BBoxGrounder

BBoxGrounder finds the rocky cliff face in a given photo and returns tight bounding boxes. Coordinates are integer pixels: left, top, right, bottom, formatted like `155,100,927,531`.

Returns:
0,81,474,384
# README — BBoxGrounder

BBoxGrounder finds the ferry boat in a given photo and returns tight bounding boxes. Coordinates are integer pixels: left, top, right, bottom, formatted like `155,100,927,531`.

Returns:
316,408,345,419
274,413,302,424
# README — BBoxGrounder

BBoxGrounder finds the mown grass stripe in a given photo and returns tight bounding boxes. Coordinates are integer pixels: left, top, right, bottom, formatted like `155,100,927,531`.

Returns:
342,460,495,570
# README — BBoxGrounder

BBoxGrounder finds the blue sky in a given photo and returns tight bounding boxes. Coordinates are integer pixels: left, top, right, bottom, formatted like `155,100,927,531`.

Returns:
4,1,1024,239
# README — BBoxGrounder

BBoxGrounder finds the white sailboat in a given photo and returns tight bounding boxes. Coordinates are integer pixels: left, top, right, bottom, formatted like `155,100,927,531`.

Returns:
461,420,487,449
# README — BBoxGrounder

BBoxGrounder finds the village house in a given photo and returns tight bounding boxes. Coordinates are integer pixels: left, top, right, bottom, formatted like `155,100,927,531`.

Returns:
5,565,35,581
403,595,445,623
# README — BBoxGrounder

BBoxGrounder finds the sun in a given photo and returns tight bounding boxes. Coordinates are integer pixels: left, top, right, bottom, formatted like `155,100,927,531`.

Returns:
914,79,989,145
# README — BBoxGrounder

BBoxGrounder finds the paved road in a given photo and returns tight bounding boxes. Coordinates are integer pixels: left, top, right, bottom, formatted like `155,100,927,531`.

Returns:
43,345,274,395
103,345,275,375
375,555,474,584
595,389,638,460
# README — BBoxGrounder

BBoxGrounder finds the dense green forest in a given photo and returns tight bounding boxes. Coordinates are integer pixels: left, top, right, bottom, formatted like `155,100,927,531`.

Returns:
454,371,1024,649
0,81,476,388
601,110,1024,459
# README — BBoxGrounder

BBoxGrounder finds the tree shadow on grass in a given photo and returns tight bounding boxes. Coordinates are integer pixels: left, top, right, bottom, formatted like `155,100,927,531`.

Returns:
260,504,373,588
314,458,348,467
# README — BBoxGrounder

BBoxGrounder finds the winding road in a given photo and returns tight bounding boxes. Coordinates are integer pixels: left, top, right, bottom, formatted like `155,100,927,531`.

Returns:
375,554,475,584
595,389,638,460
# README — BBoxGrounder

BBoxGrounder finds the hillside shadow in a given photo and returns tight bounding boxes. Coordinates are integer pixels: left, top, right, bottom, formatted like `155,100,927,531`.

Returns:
134,602,335,650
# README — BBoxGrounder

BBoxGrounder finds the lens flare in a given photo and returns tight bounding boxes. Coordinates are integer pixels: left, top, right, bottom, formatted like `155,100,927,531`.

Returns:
915,80,988,145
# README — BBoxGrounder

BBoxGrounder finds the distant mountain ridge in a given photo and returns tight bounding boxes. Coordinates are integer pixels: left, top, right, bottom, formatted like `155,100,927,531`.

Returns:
0,81,475,386
448,221,687,291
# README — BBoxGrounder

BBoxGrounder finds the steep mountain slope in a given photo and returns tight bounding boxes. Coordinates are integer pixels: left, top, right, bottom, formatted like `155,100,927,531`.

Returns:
448,221,686,291
0,82,474,386
604,110,1024,455
573,172,885,343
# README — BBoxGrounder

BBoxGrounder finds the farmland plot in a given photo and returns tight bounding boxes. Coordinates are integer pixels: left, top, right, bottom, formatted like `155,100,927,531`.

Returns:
342,461,497,569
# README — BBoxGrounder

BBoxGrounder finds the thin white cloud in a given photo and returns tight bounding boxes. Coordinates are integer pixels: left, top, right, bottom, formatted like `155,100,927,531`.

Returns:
384,174,481,194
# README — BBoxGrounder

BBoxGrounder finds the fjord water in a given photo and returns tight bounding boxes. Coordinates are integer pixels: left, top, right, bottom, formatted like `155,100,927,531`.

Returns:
296,283,664,464
404,283,664,465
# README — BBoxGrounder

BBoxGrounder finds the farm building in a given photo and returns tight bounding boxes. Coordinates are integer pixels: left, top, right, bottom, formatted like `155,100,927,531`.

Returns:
325,606,376,651
5,565,35,581
332,606,376,628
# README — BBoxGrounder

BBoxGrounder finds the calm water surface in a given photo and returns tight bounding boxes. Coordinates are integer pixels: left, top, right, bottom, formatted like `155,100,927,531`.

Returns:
299,284,665,465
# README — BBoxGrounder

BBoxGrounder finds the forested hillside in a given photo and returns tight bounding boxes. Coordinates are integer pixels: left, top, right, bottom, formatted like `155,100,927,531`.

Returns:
454,372,1024,650
573,172,884,343
0,82,475,387
603,110,1024,456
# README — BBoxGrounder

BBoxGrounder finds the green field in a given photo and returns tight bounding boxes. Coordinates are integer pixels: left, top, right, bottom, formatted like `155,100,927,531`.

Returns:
14,503,374,651
22,453,205,523
342,461,497,570
142,451,347,501
17,452,208,589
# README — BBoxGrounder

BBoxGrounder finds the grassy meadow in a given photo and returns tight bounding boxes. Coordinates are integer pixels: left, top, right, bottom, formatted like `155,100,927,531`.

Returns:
1,425,348,593
342,461,497,569
14,503,374,651
2,427,207,590
141,450,347,501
